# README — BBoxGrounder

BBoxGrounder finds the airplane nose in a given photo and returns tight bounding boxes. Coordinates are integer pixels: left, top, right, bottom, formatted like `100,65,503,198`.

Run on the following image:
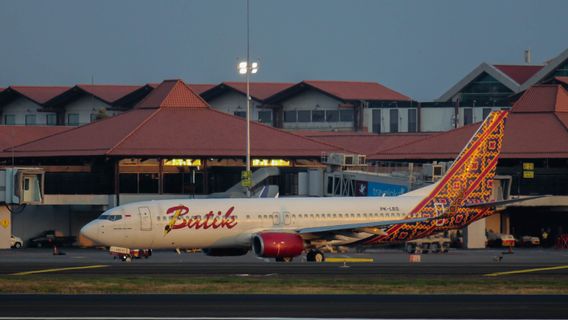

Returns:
79,221,99,247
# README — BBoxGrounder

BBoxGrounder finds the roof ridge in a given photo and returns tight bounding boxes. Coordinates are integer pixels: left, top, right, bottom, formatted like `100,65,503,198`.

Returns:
205,108,356,154
180,81,214,108
106,108,162,155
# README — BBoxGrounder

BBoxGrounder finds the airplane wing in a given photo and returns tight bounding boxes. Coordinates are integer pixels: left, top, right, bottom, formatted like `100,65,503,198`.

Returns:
297,216,433,235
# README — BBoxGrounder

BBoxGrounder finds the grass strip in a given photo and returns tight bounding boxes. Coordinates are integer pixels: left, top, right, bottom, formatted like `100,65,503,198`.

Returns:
1,275,568,294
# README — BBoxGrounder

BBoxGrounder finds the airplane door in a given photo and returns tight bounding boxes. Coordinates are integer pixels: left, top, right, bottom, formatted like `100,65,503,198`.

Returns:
139,207,152,231
22,177,32,202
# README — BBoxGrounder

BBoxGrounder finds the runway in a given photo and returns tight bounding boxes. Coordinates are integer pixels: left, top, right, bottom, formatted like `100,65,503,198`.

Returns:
1,248,568,278
0,294,567,318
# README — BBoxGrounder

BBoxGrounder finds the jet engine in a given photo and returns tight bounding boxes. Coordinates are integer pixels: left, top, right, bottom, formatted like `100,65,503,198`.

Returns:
252,232,305,259
202,248,249,256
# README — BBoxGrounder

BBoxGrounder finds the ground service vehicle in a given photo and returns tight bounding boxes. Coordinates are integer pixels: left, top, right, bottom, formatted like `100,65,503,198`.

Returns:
405,235,451,254
81,112,529,262
29,230,76,248
10,235,23,248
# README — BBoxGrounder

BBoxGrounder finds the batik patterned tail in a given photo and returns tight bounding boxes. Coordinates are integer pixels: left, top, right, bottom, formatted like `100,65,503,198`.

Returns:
409,110,508,223
363,111,508,244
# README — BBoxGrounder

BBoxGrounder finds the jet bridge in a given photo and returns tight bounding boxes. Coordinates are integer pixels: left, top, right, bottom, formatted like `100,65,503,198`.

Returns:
208,167,280,198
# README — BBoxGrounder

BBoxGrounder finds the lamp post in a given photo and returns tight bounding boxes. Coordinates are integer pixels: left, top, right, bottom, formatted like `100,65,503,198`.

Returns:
237,61,259,198
238,0,259,198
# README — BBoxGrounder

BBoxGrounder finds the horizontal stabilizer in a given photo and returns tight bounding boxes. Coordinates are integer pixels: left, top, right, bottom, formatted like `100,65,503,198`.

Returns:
463,196,545,208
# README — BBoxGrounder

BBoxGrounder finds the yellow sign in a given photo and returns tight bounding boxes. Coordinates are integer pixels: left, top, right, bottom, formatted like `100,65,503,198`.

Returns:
241,170,252,187
163,159,202,167
0,219,9,229
252,159,291,167
523,171,534,179
523,162,534,170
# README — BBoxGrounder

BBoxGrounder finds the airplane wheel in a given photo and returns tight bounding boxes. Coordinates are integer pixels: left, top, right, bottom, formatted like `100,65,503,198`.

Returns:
307,250,325,262
275,257,292,262
313,250,325,263
405,243,416,254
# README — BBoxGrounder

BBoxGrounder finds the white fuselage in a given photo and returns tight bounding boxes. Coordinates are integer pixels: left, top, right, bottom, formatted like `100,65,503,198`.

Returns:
81,196,423,249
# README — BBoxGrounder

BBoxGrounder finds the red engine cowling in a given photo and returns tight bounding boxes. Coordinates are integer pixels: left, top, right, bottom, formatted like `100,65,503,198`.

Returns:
252,232,305,258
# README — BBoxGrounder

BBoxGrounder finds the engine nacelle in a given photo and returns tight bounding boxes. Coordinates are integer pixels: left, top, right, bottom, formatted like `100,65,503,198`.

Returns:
202,248,249,256
252,232,305,258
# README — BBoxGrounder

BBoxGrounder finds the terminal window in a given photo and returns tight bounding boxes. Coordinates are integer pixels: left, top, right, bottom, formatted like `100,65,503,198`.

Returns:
3,114,15,125
67,113,79,126
46,114,57,126
258,110,272,124
25,114,36,126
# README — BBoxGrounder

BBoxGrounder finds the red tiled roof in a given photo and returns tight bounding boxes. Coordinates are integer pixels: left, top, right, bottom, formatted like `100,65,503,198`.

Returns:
367,124,477,160
511,84,568,113
298,131,432,156
554,76,568,86
371,85,568,160
9,80,348,158
0,126,71,155
76,84,142,104
136,80,209,109
493,65,543,85
221,82,295,101
303,80,411,101
8,86,70,104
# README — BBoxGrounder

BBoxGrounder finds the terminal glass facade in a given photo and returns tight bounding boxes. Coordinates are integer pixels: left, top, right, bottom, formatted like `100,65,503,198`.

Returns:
458,72,513,107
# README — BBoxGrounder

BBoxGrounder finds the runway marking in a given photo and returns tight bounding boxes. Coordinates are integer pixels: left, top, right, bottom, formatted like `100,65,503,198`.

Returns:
325,258,374,263
484,265,568,277
10,265,109,276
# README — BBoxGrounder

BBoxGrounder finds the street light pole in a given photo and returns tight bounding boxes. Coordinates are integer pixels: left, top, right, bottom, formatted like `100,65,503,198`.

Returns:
245,0,251,198
237,0,258,198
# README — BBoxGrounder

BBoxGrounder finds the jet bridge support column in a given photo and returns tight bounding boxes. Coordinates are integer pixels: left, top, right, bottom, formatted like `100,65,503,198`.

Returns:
463,218,487,249
0,205,11,249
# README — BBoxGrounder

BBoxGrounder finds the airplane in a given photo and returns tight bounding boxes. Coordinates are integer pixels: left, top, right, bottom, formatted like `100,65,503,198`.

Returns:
81,110,514,262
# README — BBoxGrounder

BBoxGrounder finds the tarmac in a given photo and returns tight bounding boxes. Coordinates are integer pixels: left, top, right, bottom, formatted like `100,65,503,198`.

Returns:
1,247,568,277
1,247,568,318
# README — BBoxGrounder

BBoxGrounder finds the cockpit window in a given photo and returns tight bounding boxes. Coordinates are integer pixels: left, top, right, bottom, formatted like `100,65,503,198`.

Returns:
98,215,122,221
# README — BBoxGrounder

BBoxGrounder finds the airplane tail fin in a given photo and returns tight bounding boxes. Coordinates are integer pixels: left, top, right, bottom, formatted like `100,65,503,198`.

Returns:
408,111,508,222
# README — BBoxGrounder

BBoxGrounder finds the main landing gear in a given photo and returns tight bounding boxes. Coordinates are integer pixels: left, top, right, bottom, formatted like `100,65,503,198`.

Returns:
306,249,325,262
275,257,294,262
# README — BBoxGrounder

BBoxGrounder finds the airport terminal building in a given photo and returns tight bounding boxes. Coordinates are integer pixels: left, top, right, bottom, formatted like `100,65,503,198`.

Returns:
1,48,568,249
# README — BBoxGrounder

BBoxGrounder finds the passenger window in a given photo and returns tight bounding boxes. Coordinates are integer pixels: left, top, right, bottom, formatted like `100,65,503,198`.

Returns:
246,215,250,219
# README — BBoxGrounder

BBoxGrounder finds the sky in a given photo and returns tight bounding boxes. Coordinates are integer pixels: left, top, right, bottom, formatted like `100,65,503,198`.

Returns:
0,0,565,101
